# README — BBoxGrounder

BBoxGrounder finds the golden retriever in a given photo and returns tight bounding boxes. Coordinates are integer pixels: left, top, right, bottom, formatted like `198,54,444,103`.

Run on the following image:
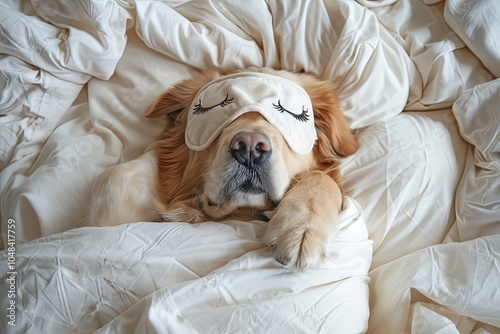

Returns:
89,68,358,268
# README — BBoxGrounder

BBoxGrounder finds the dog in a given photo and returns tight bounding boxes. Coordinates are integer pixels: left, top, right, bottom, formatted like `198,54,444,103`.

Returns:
89,68,358,268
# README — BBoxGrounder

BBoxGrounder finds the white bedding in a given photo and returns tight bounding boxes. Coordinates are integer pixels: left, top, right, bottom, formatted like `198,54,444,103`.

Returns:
4,198,371,333
1,0,499,333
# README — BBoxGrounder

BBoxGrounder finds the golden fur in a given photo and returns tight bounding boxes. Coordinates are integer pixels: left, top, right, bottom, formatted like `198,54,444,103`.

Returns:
89,68,358,268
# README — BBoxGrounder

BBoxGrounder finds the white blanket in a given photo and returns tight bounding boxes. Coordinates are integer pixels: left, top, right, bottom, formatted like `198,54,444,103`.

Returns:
1,198,372,333
1,0,499,333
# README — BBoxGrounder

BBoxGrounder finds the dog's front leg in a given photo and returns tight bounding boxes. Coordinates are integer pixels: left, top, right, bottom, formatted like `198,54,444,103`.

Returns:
262,171,342,269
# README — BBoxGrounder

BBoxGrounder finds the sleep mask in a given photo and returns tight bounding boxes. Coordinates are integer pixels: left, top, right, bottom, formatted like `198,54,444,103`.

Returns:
186,72,318,155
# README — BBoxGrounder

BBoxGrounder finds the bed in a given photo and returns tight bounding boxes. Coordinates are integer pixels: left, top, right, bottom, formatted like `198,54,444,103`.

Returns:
1,0,499,333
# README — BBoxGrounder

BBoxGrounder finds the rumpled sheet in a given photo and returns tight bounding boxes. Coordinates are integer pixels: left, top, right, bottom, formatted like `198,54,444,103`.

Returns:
450,79,500,242
1,0,499,333
444,0,500,77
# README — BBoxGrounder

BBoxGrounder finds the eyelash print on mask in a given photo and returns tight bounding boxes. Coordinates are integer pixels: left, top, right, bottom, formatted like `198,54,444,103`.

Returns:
193,94,234,114
272,100,310,122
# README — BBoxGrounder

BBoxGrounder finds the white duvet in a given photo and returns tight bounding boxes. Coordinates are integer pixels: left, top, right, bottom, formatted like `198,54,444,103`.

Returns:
1,0,499,333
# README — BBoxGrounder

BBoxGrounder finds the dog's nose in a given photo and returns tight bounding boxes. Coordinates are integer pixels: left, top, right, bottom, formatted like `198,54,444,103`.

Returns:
230,132,272,168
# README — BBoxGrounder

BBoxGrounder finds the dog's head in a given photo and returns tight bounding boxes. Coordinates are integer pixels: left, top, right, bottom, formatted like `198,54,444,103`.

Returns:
146,68,358,222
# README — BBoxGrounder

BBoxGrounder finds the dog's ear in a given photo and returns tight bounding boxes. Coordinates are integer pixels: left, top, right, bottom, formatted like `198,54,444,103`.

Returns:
305,78,358,159
146,71,220,215
145,71,221,124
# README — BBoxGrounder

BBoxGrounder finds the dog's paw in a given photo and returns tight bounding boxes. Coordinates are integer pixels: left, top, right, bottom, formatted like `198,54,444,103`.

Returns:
262,202,338,269
261,171,342,269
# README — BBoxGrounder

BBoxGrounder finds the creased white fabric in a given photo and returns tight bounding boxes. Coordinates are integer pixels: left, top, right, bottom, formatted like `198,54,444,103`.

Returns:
369,236,500,333
449,78,500,242
0,197,372,333
1,0,499,333
134,0,416,129
444,0,500,77
341,110,467,268
0,0,130,83
362,0,494,110
0,0,132,240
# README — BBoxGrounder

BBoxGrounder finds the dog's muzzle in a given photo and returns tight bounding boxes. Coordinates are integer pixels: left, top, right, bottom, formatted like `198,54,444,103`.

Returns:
204,131,277,206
